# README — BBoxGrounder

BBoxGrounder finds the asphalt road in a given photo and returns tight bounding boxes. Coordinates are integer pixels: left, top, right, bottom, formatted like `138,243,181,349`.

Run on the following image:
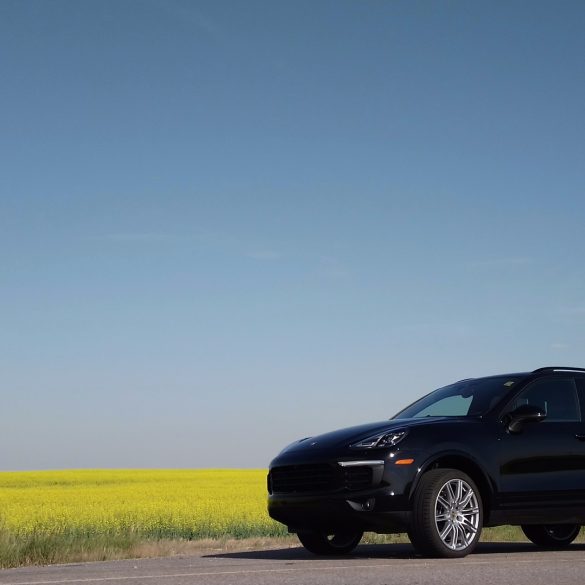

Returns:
2,542,585,585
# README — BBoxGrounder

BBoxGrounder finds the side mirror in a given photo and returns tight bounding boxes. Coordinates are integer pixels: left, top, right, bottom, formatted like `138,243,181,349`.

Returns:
504,404,547,433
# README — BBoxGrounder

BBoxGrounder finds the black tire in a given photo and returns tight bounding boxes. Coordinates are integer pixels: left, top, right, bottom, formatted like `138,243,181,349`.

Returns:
521,524,580,548
297,530,363,555
408,468,483,558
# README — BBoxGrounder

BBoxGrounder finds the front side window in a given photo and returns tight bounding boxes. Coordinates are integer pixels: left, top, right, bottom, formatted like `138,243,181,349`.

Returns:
506,378,581,422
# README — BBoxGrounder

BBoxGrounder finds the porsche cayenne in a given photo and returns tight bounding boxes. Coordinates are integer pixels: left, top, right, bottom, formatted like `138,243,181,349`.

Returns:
267,367,585,557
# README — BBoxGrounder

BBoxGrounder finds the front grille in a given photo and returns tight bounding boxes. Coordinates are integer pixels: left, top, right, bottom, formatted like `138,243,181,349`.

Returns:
269,463,373,494
270,464,337,493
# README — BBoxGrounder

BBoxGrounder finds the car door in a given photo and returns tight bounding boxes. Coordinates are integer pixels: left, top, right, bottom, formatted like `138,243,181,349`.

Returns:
496,376,585,521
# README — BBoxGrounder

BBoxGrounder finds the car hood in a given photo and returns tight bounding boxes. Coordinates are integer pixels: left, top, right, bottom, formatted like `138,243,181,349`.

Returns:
281,417,448,453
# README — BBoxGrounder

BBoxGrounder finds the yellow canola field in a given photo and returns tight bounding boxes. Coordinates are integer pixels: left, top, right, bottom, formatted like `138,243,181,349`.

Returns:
0,469,286,539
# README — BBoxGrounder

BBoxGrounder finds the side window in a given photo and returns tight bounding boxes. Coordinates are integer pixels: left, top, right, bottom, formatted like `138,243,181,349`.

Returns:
508,378,581,422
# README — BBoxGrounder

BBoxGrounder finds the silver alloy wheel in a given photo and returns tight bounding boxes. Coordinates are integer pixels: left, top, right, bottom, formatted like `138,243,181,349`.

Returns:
434,478,480,551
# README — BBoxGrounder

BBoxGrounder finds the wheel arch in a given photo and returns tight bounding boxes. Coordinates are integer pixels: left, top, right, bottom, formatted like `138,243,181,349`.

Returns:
410,452,496,525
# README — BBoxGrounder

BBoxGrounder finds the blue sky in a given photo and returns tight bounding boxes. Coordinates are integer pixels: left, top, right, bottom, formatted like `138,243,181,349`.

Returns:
1,0,584,469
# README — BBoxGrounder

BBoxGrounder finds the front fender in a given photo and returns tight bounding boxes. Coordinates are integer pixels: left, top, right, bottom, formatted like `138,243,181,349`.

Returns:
407,446,497,511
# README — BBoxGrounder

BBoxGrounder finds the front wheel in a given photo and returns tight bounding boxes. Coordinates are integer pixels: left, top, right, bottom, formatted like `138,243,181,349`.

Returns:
297,530,363,555
408,468,483,558
521,524,580,547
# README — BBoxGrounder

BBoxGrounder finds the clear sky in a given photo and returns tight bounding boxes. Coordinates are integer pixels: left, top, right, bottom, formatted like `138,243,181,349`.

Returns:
1,0,584,470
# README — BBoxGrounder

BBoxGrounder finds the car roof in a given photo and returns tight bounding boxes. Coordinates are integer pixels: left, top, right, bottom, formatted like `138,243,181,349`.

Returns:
459,368,585,383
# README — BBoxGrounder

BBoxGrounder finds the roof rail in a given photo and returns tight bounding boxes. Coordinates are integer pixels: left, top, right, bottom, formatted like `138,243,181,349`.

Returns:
532,366,585,374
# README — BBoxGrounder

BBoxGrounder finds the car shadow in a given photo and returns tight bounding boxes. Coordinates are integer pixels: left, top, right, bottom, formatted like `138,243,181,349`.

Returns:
204,541,585,561
203,543,416,561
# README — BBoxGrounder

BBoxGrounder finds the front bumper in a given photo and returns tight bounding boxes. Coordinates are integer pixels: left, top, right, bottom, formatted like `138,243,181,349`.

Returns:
268,489,411,533
267,451,419,534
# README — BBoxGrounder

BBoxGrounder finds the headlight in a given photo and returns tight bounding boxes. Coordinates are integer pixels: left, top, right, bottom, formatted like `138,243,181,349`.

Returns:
350,429,409,449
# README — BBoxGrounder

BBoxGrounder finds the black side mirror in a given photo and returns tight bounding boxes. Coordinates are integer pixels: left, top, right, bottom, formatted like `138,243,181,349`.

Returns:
504,404,547,433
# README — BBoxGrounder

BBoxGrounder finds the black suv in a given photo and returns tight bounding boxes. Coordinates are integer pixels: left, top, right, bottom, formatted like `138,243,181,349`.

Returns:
267,367,585,558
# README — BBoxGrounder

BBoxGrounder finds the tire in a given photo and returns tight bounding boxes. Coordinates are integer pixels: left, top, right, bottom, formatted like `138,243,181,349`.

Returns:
408,468,483,558
297,530,363,555
521,524,580,548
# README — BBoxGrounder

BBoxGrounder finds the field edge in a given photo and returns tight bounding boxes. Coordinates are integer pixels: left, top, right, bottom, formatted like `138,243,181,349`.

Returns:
0,527,549,569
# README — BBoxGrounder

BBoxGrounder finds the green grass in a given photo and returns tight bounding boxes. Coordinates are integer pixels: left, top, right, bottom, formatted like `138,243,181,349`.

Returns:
0,522,561,569
0,521,143,568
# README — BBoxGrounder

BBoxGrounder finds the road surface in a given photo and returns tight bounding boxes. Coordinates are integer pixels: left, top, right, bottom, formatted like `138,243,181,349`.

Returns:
1,542,585,585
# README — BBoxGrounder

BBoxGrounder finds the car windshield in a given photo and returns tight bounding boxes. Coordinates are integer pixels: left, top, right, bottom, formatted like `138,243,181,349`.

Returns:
392,375,524,419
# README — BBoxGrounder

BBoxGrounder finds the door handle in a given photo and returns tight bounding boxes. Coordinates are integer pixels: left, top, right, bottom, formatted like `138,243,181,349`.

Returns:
575,434,585,441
